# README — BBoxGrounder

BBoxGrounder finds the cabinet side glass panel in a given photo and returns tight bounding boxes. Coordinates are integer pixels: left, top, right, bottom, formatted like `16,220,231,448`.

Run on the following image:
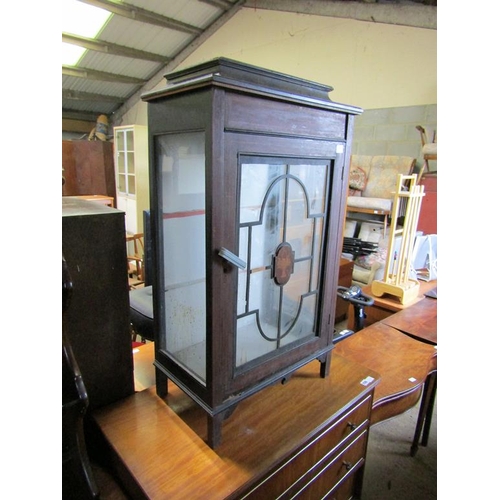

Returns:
236,157,330,368
155,132,207,385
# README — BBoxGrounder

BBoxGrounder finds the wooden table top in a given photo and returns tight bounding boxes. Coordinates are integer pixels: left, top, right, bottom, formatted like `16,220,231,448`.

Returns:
380,296,437,345
333,322,437,425
132,343,156,391
94,346,380,499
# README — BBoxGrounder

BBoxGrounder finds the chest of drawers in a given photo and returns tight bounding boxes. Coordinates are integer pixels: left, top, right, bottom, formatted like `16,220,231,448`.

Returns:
93,347,379,500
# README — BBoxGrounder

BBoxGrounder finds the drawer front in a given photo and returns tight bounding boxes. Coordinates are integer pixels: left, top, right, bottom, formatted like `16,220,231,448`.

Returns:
291,430,368,500
241,395,372,500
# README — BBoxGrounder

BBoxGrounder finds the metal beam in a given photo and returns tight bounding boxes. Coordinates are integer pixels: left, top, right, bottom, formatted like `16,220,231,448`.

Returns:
78,0,203,34
200,0,235,9
111,0,247,125
62,117,96,134
244,0,437,30
62,109,102,122
63,89,125,103
62,33,169,63
63,65,146,84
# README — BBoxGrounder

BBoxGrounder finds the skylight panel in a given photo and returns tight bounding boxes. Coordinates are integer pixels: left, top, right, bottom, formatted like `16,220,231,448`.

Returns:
62,0,111,66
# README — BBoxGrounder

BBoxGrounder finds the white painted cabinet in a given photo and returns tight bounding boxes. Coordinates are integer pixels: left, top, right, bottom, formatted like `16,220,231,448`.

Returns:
114,125,149,234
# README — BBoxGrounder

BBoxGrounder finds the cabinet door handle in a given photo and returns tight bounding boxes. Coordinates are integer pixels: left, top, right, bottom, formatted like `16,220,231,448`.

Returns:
218,248,246,270
347,421,357,431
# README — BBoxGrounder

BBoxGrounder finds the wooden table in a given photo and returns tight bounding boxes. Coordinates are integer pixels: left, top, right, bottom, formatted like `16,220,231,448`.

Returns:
378,292,437,454
347,279,437,330
333,322,437,426
342,282,438,456
132,343,156,391
381,296,437,345
67,195,115,207
93,345,380,500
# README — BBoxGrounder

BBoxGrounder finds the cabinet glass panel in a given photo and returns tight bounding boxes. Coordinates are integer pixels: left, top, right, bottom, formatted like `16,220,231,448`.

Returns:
117,155,126,174
117,131,126,175
116,131,124,151
156,132,207,384
126,130,134,150
128,175,136,195
118,174,126,193
236,157,329,368
127,152,135,175
115,128,138,197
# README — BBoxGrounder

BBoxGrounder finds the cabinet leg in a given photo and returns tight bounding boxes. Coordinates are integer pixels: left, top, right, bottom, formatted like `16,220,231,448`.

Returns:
320,351,332,378
156,367,168,398
207,413,224,449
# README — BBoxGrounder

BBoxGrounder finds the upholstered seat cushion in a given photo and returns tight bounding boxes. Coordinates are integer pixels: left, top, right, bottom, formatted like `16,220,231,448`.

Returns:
347,196,392,212
130,286,153,318
422,143,437,156
361,156,415,199
129,285,154,342
352,262,384,287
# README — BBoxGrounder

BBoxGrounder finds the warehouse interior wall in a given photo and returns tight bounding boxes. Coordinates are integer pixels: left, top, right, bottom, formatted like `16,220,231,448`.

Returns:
119,7,437,128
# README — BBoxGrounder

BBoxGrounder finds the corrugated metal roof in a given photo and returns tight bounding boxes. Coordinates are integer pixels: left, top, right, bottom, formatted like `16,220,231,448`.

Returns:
62,0,436,132
62,0,244,129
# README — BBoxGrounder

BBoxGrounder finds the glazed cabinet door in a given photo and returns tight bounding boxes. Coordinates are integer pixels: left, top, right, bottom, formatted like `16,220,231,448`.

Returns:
212,132,347,397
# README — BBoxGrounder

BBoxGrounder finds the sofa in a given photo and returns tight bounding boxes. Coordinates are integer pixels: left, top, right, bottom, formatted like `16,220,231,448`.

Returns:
346,155,417,232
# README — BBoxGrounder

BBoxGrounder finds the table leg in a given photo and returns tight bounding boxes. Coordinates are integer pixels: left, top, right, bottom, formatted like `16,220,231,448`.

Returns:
410,370,436,456
421,374,437,446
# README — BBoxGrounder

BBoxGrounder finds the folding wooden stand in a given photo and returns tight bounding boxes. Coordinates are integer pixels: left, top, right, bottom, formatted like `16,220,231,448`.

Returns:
371,175,425,304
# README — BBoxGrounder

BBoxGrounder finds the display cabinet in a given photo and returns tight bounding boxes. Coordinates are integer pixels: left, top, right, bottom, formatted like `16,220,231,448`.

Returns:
142,58,362,448
114,124,149,234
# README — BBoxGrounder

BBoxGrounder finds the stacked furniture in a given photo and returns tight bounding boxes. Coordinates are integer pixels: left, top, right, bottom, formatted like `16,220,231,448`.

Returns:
346,155,417,236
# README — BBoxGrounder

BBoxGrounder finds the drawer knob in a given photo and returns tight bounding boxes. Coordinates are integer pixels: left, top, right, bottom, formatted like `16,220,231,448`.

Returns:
342,461,353,471
347,421,357,431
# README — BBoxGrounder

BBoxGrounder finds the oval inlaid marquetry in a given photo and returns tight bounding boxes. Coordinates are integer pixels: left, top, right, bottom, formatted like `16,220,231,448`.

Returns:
273,242,295,285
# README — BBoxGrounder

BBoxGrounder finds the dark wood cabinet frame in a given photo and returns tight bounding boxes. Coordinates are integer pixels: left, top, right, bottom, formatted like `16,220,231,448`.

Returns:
142,58,362,448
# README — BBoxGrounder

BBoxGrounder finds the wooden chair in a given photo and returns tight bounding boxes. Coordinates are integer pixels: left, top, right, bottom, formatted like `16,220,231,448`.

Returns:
416,125,437,180
126,233,145,289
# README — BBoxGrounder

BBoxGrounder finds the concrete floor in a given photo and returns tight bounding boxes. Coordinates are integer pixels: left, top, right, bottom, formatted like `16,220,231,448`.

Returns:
362,394,437,499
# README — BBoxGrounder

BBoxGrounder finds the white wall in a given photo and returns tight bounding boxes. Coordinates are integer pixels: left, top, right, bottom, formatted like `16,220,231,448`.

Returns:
120,8,436,126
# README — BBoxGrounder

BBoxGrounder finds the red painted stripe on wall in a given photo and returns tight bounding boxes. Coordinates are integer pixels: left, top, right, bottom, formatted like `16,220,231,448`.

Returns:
163,209,206,219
